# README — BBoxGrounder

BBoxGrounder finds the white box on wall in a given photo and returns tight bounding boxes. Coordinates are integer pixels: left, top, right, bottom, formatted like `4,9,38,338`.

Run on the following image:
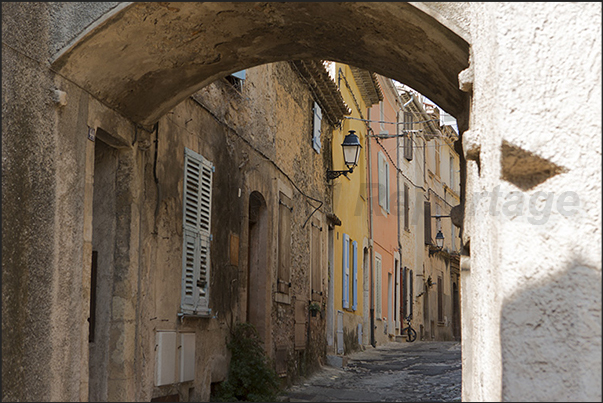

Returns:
155,331,177,386
179,333,196,382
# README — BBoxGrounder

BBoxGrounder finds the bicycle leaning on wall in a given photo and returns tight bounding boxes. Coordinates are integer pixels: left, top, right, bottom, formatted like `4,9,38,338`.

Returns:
401,315,417,342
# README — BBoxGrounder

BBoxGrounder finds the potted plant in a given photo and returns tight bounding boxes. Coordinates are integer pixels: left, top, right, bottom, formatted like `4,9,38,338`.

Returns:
309,302,321,317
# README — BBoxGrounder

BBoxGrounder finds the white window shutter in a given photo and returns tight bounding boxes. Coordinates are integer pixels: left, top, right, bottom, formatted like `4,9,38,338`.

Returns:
183,153,201,231
385,161,390,212
342,233,349,309
181,229,199,312
182,148,213,316
378,152,386,208
313,102,322,153
199,160,213,234
352,240,358,311
196,234,211,312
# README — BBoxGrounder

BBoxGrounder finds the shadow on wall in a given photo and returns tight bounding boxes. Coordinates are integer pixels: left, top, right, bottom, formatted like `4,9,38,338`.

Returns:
501,262,602,402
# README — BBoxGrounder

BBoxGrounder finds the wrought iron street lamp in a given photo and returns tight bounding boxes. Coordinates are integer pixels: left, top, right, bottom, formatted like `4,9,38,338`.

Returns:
327,130,362,180
435,229,445,248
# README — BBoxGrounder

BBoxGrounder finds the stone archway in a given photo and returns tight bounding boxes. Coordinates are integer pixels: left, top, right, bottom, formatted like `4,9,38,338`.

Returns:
50,2,470,129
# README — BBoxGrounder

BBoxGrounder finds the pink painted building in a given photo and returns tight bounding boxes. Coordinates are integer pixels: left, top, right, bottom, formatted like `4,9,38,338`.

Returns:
366,76,404,345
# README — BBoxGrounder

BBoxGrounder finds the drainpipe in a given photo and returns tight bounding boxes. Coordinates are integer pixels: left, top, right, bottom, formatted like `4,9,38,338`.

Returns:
396,110,403,326
367,108,376,347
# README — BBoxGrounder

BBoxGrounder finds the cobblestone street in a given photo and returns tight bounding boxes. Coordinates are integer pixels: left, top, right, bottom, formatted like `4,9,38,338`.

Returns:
280,341,461,402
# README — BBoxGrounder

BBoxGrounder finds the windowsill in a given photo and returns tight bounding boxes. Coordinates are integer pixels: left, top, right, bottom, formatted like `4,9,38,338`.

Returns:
437,321,445,327
275,292,291,305
178,309,212,319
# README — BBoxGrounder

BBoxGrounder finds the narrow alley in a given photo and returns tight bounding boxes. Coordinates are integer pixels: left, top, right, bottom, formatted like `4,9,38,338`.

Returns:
281,341,461,402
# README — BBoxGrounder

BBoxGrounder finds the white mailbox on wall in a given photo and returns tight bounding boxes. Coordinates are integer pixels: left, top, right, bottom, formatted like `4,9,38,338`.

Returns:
155,331,177,386
179,333,196,382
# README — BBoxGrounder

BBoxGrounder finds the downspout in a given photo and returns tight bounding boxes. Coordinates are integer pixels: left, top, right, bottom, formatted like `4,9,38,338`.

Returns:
366,108,376,347
396,110,402,326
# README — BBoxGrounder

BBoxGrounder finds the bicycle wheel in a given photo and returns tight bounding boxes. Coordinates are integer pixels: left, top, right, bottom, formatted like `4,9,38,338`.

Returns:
407,327,417,342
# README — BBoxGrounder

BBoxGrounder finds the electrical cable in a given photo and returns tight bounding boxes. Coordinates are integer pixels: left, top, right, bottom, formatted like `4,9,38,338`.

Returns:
189,96,325,227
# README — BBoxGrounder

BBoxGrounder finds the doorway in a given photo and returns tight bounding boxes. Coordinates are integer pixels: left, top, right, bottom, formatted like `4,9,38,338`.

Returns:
247,191,269,345
88,138,118,402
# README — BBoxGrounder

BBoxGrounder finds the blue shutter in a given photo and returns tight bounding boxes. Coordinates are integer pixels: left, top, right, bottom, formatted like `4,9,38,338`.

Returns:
231,70,246,80
342,233,349,309
352,240,358,311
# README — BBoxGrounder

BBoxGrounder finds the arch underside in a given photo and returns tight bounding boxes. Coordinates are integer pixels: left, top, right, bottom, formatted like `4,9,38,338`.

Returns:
52,2,470,126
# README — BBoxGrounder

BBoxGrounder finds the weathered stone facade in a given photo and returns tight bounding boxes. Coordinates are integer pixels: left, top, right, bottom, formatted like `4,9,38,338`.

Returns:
3,2,601,402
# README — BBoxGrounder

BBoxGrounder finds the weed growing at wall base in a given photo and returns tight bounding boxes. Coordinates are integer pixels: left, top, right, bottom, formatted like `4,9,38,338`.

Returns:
211,322,280,402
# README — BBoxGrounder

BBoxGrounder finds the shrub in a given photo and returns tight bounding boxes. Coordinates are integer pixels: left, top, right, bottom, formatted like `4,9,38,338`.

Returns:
212,323,280,402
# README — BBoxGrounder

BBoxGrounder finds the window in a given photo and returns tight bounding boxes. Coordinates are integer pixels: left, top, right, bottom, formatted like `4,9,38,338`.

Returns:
424,201,432,245
312,102,322,153
404,183,410,231
378,151,390,213
403,111,413,161
352,240,358,311
380,101,385,132
375,254,382,318
449,155,455,191
278,193,292,294
451,223,456,252
311,220,322,300
437,276,443,323
342,233,350,309
226,69,245,92
181,148,214,316
435,140,441,177
342,234,358,310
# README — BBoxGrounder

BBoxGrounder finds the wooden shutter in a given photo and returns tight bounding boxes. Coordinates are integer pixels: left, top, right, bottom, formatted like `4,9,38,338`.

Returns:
378,152,386,209
404,112,413,161
437,276,443,323
401,267,407,320
311,221,322,300
278,193,292,293
424,201,432,245
385,161,390,212
352,240,358,311
375,257,382,318
404,183,409,230
313,102,322,153
181,229,198,312
409,269,413,317
342,233,350,309
182,148,213,315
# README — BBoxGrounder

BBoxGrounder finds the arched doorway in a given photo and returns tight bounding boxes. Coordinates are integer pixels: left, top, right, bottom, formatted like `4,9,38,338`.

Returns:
247,191,269,345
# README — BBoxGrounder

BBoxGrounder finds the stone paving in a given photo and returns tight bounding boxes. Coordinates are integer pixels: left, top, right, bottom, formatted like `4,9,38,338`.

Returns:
279,341,461,402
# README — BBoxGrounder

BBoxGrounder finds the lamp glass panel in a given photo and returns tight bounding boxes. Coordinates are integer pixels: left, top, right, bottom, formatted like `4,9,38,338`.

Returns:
343,145,360,167
436,232,444,248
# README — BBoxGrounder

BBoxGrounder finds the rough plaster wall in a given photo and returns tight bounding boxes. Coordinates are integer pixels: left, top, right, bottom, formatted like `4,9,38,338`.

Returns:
2,3,89,401
465,3,601,401
48,2,122,56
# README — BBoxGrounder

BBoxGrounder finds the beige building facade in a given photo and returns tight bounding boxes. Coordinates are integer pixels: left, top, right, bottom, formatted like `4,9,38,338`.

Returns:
3,3,600,402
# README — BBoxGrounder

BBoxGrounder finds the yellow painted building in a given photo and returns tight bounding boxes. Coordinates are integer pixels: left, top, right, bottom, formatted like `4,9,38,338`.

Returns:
325,62,382,354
